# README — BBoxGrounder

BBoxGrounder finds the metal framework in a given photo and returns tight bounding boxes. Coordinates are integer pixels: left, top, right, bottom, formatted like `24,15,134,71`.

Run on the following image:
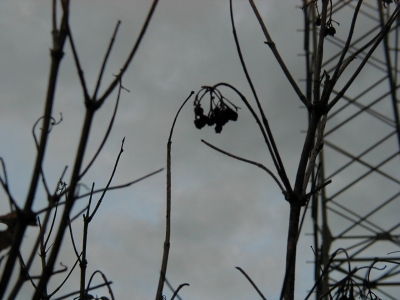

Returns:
303,1,400,299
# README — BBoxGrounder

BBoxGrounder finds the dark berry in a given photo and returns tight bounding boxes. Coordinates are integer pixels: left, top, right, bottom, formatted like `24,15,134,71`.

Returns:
194,115,207,129
217,109,229,126
327,26,336,36
226,107,238,121
206,115,214,126
215,123,223,133
194,104,203,117
315,17,321,26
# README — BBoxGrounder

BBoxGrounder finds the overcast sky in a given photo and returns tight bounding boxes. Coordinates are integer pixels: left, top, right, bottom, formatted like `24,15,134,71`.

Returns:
1,1,399,299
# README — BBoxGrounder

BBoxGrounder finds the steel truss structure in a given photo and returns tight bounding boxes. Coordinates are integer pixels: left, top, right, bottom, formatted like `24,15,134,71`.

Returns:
302,1,400,299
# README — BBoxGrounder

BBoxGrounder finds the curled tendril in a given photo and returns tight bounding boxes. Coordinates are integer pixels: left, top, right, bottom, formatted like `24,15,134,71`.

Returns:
32,113,63,148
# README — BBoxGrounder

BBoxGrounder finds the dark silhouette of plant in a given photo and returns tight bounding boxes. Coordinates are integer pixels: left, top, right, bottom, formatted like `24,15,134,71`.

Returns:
0,0,162,299
157,1,400,299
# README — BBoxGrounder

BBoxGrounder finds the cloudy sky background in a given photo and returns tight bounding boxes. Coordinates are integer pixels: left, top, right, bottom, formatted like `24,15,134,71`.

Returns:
1,1,399,299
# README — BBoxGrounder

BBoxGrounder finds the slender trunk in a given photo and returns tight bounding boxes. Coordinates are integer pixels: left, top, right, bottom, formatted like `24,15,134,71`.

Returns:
283,202,302,300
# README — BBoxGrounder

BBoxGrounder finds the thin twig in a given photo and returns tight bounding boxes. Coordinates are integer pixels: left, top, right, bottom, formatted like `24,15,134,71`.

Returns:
98,0,160,106
248,0,309,108
0,158,17,210
67,24,90,101
229,1,291,193
86,270,115,300
52,282,113,300
80,79,124,178
48,258,81,299
155,91,194,300
89,138,125,219
93,20,121,100
330,0,363,86
76,168,164,200
212,82,292,193
165,277,184,300
171,283,189,300
201,139,285,193
235,267,267,300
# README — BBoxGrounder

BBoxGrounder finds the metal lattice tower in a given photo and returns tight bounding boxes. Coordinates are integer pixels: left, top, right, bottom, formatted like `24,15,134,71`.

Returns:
302,1,400,299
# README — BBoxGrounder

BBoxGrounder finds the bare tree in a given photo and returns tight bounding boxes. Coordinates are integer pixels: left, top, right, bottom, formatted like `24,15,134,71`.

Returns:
0,1,161,299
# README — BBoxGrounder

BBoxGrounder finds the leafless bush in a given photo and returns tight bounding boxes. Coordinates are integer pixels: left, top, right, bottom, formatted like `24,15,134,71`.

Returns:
0,1,161,299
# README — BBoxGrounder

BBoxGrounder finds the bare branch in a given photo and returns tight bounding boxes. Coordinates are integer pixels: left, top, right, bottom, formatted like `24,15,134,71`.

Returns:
248,0,309,108
80,79,124,178
93,20,122,100
235,267,267,300
89,138,125,219
98,0,160,106
171,283,190,300
67,25,90,102
156,91,194,300
201,139,285,194
76,168,164,200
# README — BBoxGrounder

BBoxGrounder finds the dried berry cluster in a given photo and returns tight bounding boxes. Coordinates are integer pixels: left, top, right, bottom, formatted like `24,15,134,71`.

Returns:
315,17,337,37
193,86,239,133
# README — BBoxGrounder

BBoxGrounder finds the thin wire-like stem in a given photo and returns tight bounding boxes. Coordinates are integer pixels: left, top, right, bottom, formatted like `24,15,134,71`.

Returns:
52,282,112,300
89,138,125,219
67,216,81,260
165,277,184,300
248,0,309,108
155,91,194,300
313,0,329,105
0,158,17,210
48,257,81,299
85,270,115,300
201,139,285,193
229,1,292,193
212,82,290,193
98,0,160,106
330,0,363,86
80,80,123,178
93,21,121,100
170,283,190,300
67,23,90,102
76,168,164,200
235,267,267,300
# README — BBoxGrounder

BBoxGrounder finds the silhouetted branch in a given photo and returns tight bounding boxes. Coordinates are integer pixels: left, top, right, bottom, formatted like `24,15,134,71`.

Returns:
235,267,267,300
89,137,125,218
248,0,310,109
201,139,285,193
0,158,17,210
98,0,160,106
52,281,113,300
67,24,90,101
171,283,189,300
86,270,115,300
229,0,292,193
48,258,80,299
80,79,124,178
93,20,122,100
76,168,164,200
155,91,194,300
